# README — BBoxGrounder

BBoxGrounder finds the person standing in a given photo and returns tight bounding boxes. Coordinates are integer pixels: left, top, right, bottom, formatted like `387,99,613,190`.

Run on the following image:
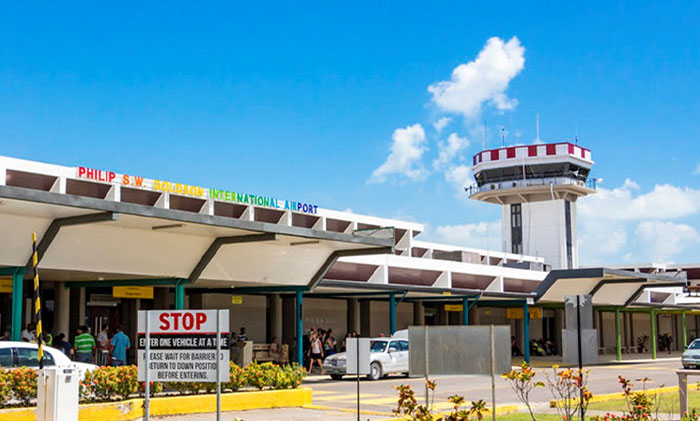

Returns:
238,327,248,342
307,332,324,374
74,325,96,364
96,326,109,365
21,323,36,342
53,333,73,358
109,326,130,366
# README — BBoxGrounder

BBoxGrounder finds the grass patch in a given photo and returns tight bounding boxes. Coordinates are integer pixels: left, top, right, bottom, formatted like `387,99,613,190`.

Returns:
588,390,700,414
496,414,563,421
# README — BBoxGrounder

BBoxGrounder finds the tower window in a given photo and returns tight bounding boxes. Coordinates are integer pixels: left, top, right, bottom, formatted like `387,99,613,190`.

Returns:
565,200,573,268
510,204,523,255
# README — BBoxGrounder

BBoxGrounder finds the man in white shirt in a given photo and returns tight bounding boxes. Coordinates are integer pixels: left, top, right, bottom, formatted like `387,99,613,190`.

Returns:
21,323,36,342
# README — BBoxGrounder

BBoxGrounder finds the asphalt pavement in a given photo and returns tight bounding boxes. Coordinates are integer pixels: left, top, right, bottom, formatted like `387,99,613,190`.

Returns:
154,357,685,421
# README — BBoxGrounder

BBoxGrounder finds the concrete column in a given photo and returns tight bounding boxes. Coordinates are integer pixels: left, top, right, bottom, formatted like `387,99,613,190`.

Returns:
189,293,203,310
471,305,481,325
78,287,86,327
555,308,565,355
347,298,360,333
269,294,282,342
55,282,70,335
360,300,371,336
282,296,296,346
629,312,635,351
413,302,425,326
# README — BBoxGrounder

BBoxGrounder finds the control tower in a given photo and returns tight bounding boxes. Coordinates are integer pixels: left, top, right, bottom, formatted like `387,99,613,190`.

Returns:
468,142,596,269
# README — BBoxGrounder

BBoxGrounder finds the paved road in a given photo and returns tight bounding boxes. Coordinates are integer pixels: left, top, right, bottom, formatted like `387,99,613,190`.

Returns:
305,357,682,415
154,357,683,421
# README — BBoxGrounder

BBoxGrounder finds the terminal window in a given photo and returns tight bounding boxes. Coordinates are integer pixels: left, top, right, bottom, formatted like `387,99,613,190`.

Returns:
565,200,573,268
510,204,523,255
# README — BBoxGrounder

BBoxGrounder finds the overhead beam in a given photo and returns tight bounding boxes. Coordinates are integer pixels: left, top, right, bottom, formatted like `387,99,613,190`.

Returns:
624,282,688,307
588,278,641,297
307,246,394,290
188,233,278,284
25,212,118,272
65,278,186,288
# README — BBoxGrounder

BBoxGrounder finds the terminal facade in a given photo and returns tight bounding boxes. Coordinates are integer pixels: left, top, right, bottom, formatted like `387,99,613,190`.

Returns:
0,143,697,365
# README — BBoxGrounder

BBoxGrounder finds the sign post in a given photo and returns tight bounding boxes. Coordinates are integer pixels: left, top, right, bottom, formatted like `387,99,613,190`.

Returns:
144,311,151,421
138,310,230,420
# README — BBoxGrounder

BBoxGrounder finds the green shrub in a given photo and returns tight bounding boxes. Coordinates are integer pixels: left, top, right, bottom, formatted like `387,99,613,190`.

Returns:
5,367,37,406
222,362,246,392
1,361,305,408
245,361,275,390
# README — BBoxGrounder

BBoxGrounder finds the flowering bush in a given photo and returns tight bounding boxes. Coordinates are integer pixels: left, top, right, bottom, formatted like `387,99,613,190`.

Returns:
546,364,592,420
245,361,276,390
223,361,246,392
502,362,544,420
1,361,306,408
393,380,491,421
82,365,141,401
0,370,12,405
271,364,306,389
2,367,37,406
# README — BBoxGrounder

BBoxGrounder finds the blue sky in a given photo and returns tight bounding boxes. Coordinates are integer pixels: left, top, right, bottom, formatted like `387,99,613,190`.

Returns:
1,2,699,264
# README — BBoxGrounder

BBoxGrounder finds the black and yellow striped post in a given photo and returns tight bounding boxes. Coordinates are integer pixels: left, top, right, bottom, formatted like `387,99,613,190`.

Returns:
32,232,44,369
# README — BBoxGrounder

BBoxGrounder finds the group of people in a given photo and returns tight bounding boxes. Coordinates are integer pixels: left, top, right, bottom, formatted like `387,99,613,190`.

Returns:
305,328,364,373
510,336,558,357
2,323,131,366
306,327,342,373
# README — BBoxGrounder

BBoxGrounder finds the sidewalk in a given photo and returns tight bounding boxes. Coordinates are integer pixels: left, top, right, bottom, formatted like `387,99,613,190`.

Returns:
514,352,682,367
152,406,389,420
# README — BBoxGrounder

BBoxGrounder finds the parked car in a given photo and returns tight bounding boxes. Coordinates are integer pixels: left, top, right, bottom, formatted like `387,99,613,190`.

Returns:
0,341,97,379
323,334,409,381
682,339,700,369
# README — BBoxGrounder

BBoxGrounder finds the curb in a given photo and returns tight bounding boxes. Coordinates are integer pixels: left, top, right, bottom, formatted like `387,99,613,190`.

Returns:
549,385,680,408
372,403,523,420
0,387,312,420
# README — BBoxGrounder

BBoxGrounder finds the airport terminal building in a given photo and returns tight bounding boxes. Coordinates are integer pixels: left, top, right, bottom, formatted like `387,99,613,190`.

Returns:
0,143,698,365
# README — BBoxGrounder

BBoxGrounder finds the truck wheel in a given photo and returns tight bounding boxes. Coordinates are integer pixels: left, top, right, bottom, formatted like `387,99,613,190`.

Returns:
368,362,382,381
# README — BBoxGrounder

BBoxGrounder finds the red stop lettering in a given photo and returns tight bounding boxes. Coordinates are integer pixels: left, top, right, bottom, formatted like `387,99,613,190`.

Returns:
196,313,206,330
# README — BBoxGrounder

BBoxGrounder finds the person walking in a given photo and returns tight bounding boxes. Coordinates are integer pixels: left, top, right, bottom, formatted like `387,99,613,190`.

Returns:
74,325,96,364
307,332,324,374
109,326,130,366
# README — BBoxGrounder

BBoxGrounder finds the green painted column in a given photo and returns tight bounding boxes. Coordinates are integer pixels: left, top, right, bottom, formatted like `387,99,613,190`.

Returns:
174,280,185,310
524,302,530,364
650,309,657,359
615,308,622,361
462,297,469,326
389,293,396,335
682,311,688,350
11,268,24,341
296,290,303,365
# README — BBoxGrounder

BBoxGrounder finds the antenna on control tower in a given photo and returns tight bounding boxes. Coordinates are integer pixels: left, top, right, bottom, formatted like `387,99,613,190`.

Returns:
535,113,540,143
501,127,506,147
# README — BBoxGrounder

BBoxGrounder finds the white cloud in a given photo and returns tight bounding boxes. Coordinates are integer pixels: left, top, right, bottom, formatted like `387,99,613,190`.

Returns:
433,117,452,133
428,36,525,119
578,178,700,221
634,221,699,262
369,124,428,183
694,162,700,175
578,179,700,264
430,221,501,250
444,164,473,192
433,133,469,170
